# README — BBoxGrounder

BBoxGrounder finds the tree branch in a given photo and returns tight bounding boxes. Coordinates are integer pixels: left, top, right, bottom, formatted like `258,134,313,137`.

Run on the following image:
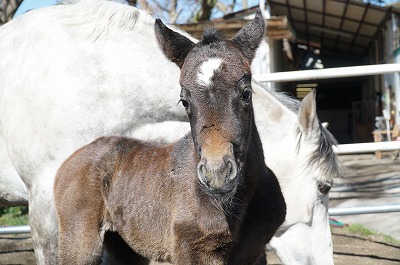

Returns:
138,0,153,14
0,0,23,25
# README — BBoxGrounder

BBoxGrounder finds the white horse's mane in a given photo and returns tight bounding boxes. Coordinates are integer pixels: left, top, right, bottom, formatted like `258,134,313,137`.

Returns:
58,0,129,5
58,0,81,4
53,0,153,41
54,0,197,43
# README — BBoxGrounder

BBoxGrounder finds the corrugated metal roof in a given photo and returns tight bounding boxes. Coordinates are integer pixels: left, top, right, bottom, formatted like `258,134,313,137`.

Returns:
268,0,400,60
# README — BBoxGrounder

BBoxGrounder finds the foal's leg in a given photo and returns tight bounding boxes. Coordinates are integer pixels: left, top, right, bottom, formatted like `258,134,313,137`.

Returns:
56,174,105,264
58,215,104,265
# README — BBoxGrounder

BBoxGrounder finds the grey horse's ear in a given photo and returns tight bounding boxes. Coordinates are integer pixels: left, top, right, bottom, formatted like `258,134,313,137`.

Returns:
299,89,320,139
231,9,265,62
155,19,195,68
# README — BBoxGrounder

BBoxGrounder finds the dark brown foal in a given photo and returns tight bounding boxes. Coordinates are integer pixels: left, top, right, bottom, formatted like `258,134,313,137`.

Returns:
54,9,285,265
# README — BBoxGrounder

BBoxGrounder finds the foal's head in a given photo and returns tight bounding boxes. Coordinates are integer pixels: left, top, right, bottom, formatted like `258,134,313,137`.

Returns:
155,11,265,199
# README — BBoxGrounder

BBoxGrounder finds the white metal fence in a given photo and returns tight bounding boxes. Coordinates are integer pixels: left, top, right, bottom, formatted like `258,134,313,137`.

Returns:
253,63,400,82
256,63,400,217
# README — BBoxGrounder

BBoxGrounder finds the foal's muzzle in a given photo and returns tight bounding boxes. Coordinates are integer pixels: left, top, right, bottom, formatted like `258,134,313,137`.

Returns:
197,153,239,198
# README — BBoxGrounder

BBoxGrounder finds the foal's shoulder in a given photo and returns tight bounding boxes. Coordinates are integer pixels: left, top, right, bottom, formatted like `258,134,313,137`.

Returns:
92,135,142,146
89,136,153,152
90,136,172,155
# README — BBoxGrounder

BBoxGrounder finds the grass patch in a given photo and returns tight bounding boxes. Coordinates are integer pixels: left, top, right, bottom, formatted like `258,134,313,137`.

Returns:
344,223,400,246
0,206,29,226
382,234,400,247
345,223,374,236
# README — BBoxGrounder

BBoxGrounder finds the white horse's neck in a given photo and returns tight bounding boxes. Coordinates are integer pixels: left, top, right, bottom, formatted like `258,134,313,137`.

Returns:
252,84,319,226
253,84,299,183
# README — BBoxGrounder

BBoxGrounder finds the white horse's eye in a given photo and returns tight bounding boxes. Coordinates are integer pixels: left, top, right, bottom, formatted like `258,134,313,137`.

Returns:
318,181,332,195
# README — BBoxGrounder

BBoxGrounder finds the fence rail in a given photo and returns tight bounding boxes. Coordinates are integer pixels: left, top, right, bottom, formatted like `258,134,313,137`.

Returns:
253,63,400,82
334,141,400,154
0,225,30,235
329,205,400,216
2,203,400,234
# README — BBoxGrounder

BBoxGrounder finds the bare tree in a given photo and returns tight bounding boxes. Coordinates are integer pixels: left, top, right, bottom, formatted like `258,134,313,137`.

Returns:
195,0,216,21
215,0,237,15
194,0,241,21
150,0,180,23
138,0,251,24
0,0,23,25
136,0,153,14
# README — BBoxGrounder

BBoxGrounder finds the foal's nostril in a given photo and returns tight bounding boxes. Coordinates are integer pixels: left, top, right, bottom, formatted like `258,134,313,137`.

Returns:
227,161,232,176
226,159,237,181
197,162,208,183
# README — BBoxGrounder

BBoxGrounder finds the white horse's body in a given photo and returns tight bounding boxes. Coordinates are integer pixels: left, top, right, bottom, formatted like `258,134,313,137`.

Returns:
0,1,341,264
0,122,28,206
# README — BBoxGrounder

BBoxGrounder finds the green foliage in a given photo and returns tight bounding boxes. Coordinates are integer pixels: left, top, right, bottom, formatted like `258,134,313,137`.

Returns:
0,206,29,226
382,234,400,246
345,223,374,236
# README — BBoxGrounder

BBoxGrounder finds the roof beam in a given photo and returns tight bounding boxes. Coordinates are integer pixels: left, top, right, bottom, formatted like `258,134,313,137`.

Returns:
333,0,350,52
348,3,370,56
303,0,310,46
298,32,365,49
320,0,326,48
268,0,382,28
290,18,374,39
284,0,295,34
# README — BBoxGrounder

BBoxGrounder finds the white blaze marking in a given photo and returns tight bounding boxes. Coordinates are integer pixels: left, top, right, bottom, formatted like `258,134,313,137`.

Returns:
197,58,222,87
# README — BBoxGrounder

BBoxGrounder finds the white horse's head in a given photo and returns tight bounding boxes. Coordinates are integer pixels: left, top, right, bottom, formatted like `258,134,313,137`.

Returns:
252,84,342,265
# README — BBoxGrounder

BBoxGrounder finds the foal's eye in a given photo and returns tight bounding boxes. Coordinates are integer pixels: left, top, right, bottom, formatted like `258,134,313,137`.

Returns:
241,90,251,101
180,99,190,108
318,181,332,195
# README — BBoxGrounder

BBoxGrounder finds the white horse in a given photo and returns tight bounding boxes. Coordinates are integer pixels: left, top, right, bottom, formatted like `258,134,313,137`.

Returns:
0,1,342,264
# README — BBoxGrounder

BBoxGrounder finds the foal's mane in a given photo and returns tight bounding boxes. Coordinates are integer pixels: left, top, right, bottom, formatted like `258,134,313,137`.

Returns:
263,85,343,182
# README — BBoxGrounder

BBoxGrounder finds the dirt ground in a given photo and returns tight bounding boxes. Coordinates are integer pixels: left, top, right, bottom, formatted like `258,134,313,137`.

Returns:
0,234,35,265
1,229,399,265
330,153,400,240
1,154,399,264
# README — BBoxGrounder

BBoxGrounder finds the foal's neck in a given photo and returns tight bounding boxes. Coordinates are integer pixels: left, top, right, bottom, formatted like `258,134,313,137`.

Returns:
240,117,265,198
212,116,264,217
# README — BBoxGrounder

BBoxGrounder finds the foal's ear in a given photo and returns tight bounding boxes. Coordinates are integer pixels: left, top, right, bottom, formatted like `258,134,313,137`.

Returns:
231,9,265,62
155,19,195,68
298,89,321,139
